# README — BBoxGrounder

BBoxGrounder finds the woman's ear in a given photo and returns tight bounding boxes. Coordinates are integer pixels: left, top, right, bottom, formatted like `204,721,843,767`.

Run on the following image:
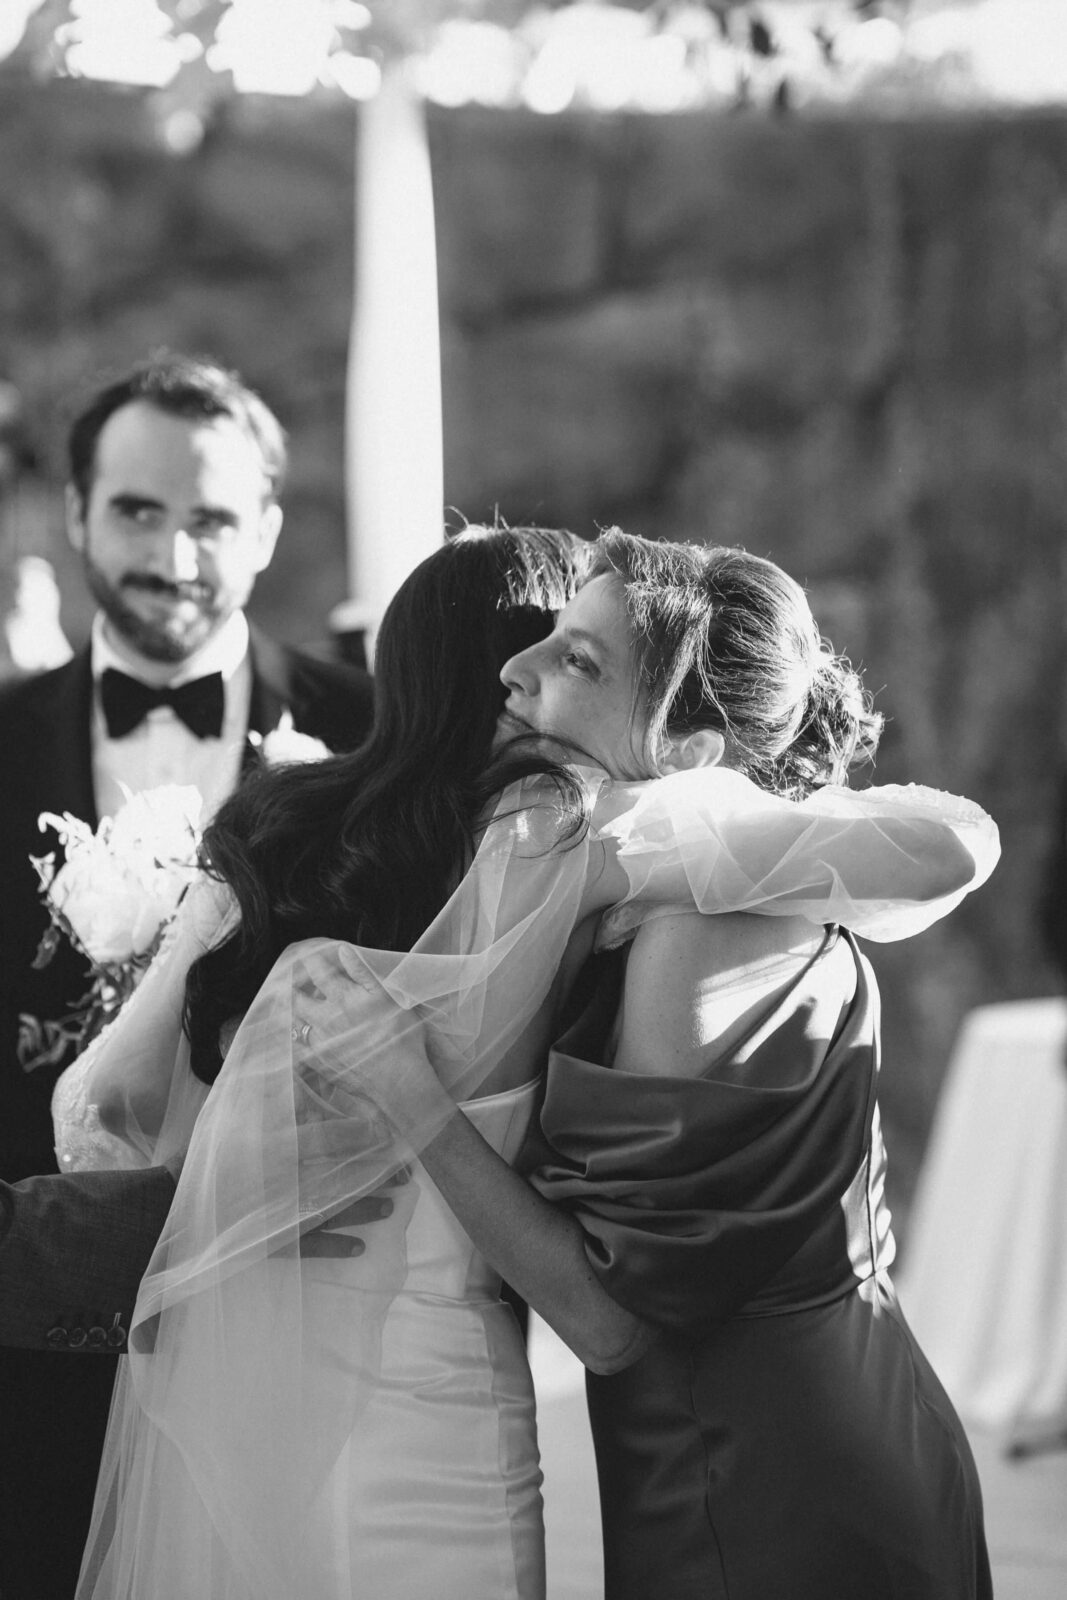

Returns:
658,728,725,773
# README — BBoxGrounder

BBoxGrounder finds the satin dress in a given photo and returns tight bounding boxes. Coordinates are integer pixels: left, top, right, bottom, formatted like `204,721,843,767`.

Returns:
304,1077,546,1600
534,931,993,1600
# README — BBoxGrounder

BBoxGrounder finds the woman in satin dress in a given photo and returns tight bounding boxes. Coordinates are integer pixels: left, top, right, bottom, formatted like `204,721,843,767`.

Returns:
331,529,997,1600
59,526,996,1599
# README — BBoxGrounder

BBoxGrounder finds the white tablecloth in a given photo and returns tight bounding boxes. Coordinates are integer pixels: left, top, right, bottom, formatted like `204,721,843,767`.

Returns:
897,998,1067,1451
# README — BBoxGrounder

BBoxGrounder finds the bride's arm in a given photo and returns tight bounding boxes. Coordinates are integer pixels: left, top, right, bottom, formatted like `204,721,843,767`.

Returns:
66,876,237,1163
321,768,998,1112
582,768,1000,939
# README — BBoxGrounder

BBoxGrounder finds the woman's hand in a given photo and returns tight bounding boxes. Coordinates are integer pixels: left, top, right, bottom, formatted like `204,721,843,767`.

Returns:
288,946,459,1148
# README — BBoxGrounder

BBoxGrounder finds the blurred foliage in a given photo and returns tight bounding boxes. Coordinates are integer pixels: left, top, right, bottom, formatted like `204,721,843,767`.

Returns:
4,1,1053,119
7,0,898,67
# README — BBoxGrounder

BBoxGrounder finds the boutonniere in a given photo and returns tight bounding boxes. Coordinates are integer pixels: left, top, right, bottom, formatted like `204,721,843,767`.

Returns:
248,708,332,766
17,784,203,1074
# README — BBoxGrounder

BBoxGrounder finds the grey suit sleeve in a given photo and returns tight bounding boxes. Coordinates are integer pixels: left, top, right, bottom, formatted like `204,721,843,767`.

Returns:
0,1168,175,1350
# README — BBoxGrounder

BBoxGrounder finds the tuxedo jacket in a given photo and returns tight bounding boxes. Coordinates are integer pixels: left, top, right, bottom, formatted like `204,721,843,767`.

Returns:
0,1168,174,1349
0,627,374,1183
1040,775,1067,982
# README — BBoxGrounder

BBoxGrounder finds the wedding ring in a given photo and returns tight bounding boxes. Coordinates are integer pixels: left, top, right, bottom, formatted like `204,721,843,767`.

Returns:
291,1022,312,1045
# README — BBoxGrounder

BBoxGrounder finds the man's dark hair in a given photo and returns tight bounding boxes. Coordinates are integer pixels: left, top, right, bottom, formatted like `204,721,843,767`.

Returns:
67,351,288,510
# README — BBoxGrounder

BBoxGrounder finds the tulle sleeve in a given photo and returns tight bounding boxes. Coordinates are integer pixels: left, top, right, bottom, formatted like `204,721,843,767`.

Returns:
51,873,238,1173
593,767,1000,947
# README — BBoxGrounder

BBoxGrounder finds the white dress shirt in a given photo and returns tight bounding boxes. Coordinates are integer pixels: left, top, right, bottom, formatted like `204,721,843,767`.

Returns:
91,612,253,823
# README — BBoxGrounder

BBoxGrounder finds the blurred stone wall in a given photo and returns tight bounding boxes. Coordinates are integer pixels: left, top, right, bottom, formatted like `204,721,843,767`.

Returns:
429,105,1067,1219
1,74,1064,1220
0,73,357,649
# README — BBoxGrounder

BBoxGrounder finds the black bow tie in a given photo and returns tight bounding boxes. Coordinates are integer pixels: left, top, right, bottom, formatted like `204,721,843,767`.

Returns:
100,668,225,740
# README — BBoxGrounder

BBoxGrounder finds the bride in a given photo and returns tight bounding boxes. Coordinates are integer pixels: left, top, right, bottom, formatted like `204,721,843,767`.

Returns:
54,525,997,1600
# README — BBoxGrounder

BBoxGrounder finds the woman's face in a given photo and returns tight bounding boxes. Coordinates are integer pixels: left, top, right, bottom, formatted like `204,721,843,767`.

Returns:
498,574,649,778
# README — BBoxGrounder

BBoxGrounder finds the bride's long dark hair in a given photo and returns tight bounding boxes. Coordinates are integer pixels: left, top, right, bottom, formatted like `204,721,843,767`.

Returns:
184,526,591,1082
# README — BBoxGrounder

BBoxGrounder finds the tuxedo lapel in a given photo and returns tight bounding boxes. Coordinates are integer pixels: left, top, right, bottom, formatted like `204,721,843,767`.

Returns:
242,627,292,777
34,651,98,830
246,628,292,740
241,625,373,769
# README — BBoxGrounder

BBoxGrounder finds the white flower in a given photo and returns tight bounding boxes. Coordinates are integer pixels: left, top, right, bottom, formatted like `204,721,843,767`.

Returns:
105,783,202,857
39,785,202,966
252,709,332,766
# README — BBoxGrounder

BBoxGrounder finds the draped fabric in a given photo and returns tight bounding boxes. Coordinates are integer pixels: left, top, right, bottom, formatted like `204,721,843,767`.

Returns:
50,768,999,1598
533,929,882,1332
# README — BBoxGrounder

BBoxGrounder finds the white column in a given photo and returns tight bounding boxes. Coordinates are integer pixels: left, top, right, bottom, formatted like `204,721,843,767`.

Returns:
333,66,444,661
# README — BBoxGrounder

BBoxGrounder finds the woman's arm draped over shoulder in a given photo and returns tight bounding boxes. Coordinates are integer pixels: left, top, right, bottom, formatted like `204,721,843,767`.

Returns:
590,767,1000,942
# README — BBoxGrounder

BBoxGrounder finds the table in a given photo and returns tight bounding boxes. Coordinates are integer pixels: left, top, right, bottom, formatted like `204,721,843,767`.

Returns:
896,998,1067,1454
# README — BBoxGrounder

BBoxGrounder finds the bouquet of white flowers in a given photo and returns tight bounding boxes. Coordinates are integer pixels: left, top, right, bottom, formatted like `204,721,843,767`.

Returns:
18,711,332,1076
17,784,203,1073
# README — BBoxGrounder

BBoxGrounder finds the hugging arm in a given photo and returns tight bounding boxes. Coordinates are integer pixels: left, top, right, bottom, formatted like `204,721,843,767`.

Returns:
413,1109,652,1374
592,768,1001,941
0,1161,395,1351
450,1134,656,1371
0,1168,176,1348
337,1042,653,1374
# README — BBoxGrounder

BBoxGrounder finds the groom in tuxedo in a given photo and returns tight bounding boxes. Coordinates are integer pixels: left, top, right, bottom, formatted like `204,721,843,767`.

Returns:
0,352,374,1599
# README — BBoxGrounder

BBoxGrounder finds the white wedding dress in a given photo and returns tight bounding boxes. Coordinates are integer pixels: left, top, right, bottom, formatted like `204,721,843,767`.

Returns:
300,1079,546,1600
52,768,999,1600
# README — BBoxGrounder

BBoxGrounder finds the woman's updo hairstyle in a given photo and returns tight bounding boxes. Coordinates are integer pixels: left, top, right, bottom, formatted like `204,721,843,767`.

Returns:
592,528,882,798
